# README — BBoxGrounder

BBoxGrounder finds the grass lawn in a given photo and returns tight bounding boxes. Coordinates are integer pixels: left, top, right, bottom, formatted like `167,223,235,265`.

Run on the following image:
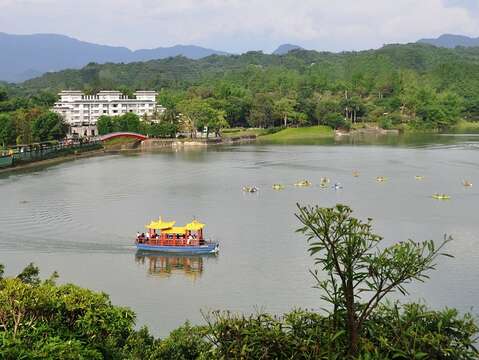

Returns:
221,128,268,138
103,137,139,146
258,126,334,141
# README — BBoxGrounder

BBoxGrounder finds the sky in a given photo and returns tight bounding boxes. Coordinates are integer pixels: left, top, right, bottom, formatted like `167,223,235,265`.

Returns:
0,0,479,53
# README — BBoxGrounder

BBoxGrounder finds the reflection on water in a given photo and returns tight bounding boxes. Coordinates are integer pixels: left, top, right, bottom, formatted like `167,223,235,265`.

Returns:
135,252,217,280
258,132,479,148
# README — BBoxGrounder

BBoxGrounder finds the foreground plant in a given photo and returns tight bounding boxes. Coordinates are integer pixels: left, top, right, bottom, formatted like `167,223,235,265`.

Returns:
296,203,452,357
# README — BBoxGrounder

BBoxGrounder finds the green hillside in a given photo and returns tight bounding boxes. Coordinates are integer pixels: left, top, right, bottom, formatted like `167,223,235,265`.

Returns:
2,43,479,143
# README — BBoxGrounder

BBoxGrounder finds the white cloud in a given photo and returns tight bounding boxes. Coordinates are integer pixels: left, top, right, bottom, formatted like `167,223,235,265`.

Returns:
0,0,478,52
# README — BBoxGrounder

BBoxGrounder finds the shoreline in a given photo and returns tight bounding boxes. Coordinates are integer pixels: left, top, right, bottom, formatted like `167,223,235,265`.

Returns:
0,149,108,176
3,126,474,175
0,136,257,175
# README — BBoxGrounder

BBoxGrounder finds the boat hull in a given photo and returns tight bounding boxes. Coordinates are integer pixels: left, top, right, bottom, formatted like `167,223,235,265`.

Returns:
136,243,219,254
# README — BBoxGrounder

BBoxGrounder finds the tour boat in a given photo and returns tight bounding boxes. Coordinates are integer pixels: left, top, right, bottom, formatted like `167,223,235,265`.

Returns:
135,218,219,254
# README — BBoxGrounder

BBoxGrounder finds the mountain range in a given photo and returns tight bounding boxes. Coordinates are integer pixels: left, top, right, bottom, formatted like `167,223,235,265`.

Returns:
0,32,230,83
417,34,479,48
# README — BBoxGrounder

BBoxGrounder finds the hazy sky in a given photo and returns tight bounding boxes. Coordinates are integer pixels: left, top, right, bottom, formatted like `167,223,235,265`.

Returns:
1,0,479,53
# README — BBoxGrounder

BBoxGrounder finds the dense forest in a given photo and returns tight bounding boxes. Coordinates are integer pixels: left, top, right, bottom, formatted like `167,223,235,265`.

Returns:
2,43,479,146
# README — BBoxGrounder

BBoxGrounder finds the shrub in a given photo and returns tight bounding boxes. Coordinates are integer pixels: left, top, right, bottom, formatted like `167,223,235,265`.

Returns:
148,122,178,138
379,117,393,129
149,323,212,359
202,306,478,359
323,113,349,129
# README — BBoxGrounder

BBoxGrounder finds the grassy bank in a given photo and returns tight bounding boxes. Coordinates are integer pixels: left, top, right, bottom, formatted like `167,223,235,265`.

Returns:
221,128,268,138
258,125,334,141
453,119,479,133
103,137,139,146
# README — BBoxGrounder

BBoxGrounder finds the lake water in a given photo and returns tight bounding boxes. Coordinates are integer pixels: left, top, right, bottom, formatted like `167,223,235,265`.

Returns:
1,134,478,337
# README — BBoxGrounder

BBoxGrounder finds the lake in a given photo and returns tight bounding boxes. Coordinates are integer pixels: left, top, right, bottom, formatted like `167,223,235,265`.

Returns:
1,134,478,337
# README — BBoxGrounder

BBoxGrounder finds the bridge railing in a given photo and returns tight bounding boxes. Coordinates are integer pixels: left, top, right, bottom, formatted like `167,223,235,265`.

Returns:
99,132,148,141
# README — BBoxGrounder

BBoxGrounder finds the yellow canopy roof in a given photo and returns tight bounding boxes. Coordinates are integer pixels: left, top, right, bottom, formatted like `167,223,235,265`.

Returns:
163,227,187,235
185,220,205,231
146,217,176,230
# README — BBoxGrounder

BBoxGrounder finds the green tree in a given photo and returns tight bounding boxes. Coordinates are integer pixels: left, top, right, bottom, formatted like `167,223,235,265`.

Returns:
0,87,8,102
296,204,451,357
31,112,68,142
248,93,274,128
0,114,16,147
315,99,342,126
148,122,178,138
274,97,297,127
96,115,114,135
116,113,141,133
341,96,367,123
177,98,222,138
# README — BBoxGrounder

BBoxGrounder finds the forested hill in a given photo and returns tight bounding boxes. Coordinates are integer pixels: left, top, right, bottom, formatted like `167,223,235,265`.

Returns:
19,43,479,96
4,43,479,133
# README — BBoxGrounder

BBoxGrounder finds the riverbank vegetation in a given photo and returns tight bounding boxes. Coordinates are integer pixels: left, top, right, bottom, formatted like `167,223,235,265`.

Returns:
2,44,479,145
3,44,479,132
0,109,68,148
1,205,477,359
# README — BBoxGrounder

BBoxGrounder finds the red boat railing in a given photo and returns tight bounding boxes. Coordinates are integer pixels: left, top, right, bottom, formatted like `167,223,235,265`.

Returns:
136,238,204,247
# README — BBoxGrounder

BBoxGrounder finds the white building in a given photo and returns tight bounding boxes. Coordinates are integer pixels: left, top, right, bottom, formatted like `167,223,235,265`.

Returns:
53,90,165,137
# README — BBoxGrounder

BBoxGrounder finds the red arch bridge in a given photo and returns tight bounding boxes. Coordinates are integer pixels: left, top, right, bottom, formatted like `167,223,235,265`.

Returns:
99,132,148,142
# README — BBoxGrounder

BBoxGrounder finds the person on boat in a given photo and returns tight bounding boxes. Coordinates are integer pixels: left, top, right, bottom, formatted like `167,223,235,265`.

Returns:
187,234,193,245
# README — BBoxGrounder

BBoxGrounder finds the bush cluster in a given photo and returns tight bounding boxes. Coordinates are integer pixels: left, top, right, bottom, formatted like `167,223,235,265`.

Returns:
0,263,477,359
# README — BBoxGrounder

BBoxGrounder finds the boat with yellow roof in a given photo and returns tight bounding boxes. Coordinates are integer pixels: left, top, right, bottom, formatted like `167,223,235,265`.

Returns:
135,217,219,254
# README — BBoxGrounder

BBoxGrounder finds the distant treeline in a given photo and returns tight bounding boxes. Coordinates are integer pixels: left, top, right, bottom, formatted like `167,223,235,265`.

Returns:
2,43,479,142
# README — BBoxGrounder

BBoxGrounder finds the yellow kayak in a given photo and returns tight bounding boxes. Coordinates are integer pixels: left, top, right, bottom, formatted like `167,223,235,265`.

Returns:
294,180,311,187
352,171,360,177
376,176,387,183
432,194,451,200
415,176,425,181
243,186,258,193
272,184,285,190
